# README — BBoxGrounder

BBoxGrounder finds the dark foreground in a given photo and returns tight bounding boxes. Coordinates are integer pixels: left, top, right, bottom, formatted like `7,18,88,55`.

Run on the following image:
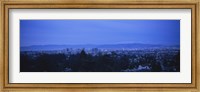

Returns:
20,48,180,72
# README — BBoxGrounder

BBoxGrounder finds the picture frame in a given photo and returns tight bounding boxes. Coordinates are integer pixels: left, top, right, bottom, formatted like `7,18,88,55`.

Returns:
0,0,199,92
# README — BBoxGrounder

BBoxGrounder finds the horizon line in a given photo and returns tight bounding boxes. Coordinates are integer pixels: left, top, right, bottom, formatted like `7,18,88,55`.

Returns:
20,43,180,47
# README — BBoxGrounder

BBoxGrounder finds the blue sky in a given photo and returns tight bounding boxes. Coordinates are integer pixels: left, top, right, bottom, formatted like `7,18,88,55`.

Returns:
20,20,180,47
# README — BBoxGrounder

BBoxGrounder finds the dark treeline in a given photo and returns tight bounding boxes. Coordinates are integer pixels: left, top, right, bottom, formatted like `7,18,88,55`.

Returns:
20,49,180,72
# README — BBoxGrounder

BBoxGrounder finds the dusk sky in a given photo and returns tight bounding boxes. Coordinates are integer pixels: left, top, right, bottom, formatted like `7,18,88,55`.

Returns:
20,20,180,47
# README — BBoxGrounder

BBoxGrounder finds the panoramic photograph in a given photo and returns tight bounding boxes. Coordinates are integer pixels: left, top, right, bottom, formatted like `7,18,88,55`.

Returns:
20,20,180,72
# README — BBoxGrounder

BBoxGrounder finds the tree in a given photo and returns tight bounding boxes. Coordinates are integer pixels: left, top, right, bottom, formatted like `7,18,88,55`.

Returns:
20,53,30,72
150,62,162,72
119,55,130,70
174,52,180,71
37,53,66,72
80,49,87,59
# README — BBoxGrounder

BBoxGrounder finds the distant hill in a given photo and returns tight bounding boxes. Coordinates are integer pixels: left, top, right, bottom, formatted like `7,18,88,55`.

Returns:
20,43,180,51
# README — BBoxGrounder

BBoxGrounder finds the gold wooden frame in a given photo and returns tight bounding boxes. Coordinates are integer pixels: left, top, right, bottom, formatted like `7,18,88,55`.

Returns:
0,0,199,92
